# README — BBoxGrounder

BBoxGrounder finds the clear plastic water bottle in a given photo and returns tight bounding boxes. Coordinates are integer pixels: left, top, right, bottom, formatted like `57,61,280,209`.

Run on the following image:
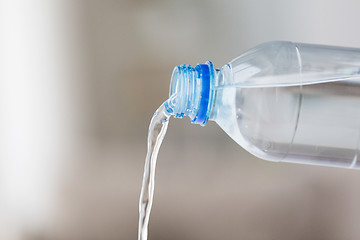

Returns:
164,41,360,169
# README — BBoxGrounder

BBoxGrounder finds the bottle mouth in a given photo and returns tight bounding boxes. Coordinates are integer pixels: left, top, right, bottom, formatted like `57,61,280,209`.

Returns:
164,61,215,126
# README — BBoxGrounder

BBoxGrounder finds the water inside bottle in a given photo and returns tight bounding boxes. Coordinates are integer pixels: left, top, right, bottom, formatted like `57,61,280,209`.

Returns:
214,77,360,167
138,102,170,240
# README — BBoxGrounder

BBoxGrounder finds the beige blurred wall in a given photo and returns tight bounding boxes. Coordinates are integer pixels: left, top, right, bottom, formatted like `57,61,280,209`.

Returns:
2,0,360,240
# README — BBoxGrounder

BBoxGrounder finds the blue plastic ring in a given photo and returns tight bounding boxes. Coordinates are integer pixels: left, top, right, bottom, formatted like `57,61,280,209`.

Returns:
191,64,210,125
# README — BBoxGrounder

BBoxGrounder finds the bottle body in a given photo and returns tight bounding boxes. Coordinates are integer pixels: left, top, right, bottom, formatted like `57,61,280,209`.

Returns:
211,41,360,168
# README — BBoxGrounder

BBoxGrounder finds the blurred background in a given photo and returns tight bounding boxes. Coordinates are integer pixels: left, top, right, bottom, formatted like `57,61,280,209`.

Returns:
2,0,360,239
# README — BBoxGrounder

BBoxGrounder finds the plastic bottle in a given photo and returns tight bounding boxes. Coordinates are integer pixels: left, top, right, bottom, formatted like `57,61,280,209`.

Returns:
164,41,360,169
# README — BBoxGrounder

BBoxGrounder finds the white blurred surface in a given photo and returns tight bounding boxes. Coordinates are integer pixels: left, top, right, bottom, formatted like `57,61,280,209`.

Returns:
0,0,86,238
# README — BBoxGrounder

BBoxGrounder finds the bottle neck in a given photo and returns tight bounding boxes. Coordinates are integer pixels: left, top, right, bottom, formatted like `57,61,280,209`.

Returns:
164,61,216,126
